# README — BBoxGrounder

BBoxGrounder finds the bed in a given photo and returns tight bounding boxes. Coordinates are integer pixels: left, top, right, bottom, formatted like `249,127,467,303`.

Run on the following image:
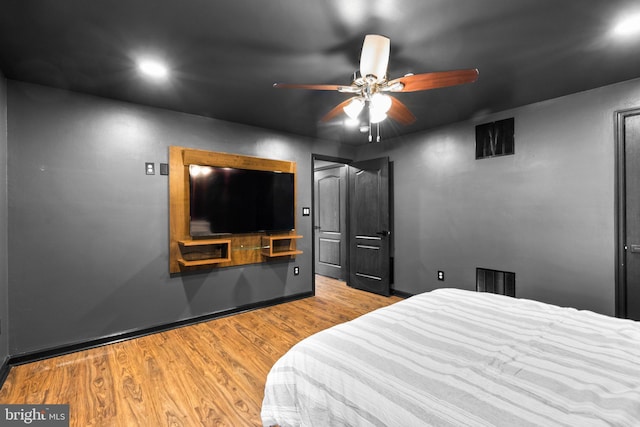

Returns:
261,288,640,426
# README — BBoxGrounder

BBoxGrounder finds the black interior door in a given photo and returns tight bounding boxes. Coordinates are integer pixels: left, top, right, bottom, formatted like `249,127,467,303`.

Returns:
314,165,347,280
620,110,640,320
348,157,391,296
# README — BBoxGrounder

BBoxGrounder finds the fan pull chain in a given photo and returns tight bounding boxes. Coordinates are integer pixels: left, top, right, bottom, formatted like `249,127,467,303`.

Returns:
367,121,382,143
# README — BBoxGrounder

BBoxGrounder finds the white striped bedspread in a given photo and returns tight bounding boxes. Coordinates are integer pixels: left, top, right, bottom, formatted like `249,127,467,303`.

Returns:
261,288,640,427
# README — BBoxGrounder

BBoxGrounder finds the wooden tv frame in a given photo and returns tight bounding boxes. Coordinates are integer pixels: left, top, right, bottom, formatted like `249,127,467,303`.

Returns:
169,146,301,273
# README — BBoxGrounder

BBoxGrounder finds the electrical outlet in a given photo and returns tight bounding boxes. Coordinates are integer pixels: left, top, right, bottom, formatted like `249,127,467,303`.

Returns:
293,266,300,276
437,271,445,281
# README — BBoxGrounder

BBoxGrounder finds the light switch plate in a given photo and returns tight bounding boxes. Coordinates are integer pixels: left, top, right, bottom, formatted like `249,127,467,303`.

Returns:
145,162,155,175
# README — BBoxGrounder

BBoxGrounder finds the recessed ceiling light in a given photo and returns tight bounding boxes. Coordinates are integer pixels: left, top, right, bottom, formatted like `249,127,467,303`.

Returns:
137,59,169,79
613,13,640,37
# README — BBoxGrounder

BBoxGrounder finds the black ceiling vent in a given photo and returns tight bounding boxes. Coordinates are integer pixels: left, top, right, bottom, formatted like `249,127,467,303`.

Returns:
476,117,514,159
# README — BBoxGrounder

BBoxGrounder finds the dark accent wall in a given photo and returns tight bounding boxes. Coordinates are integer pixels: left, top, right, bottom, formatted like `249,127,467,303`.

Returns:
357,77,640,316
0,73,8,365
9,76,639,357
7,81,355,356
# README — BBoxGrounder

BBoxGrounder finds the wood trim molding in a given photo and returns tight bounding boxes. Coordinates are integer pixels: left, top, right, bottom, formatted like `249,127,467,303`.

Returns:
182,149,294,173
169,146,299,273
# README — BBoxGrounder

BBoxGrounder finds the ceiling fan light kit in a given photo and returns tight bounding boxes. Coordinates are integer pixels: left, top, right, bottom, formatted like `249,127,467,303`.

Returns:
344,97,365,119
369,108,387,124
370,93,392,113
274,34,479,140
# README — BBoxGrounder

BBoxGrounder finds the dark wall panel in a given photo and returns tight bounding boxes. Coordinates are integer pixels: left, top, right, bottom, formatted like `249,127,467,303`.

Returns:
6,81,354,355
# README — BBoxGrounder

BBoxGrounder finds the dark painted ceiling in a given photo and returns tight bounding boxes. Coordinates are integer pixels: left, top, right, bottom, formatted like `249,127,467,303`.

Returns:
2,0,640,144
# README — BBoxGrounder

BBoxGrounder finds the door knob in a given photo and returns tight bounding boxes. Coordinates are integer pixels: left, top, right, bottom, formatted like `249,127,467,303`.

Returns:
376,230,391,237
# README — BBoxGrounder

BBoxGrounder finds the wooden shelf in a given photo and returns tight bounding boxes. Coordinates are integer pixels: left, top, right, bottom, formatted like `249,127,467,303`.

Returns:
177,257,229,268
169,147,299,273
178,238,231,248
262,235,303,258
177,238,231,267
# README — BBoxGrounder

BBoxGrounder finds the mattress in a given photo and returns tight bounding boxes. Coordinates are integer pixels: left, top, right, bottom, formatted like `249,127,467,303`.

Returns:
261,288,640,426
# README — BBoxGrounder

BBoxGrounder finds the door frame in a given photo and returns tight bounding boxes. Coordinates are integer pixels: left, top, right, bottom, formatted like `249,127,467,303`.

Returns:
311,154,353,291
615,107,640,318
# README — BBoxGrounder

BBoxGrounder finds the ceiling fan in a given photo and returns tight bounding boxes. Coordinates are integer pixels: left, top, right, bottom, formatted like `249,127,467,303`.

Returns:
274,35,479,138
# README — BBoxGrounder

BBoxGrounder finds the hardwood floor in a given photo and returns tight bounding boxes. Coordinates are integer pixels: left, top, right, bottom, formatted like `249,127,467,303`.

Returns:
0,276,402,426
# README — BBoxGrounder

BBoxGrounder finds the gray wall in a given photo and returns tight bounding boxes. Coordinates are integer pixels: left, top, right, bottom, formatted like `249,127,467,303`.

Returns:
7,81,354,356
357,77,640,316
7,75,639,356
0,73,8,364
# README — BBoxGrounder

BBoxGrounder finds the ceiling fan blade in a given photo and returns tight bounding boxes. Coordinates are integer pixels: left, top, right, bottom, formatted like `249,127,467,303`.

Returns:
321,97,358,122
274,82,360,93
360,34,390,83
387,69,479,92
273,83,346,91
387,97,416,125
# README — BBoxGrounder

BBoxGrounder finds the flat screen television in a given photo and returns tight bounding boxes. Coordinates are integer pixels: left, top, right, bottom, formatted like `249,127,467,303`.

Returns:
189,164,295,236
